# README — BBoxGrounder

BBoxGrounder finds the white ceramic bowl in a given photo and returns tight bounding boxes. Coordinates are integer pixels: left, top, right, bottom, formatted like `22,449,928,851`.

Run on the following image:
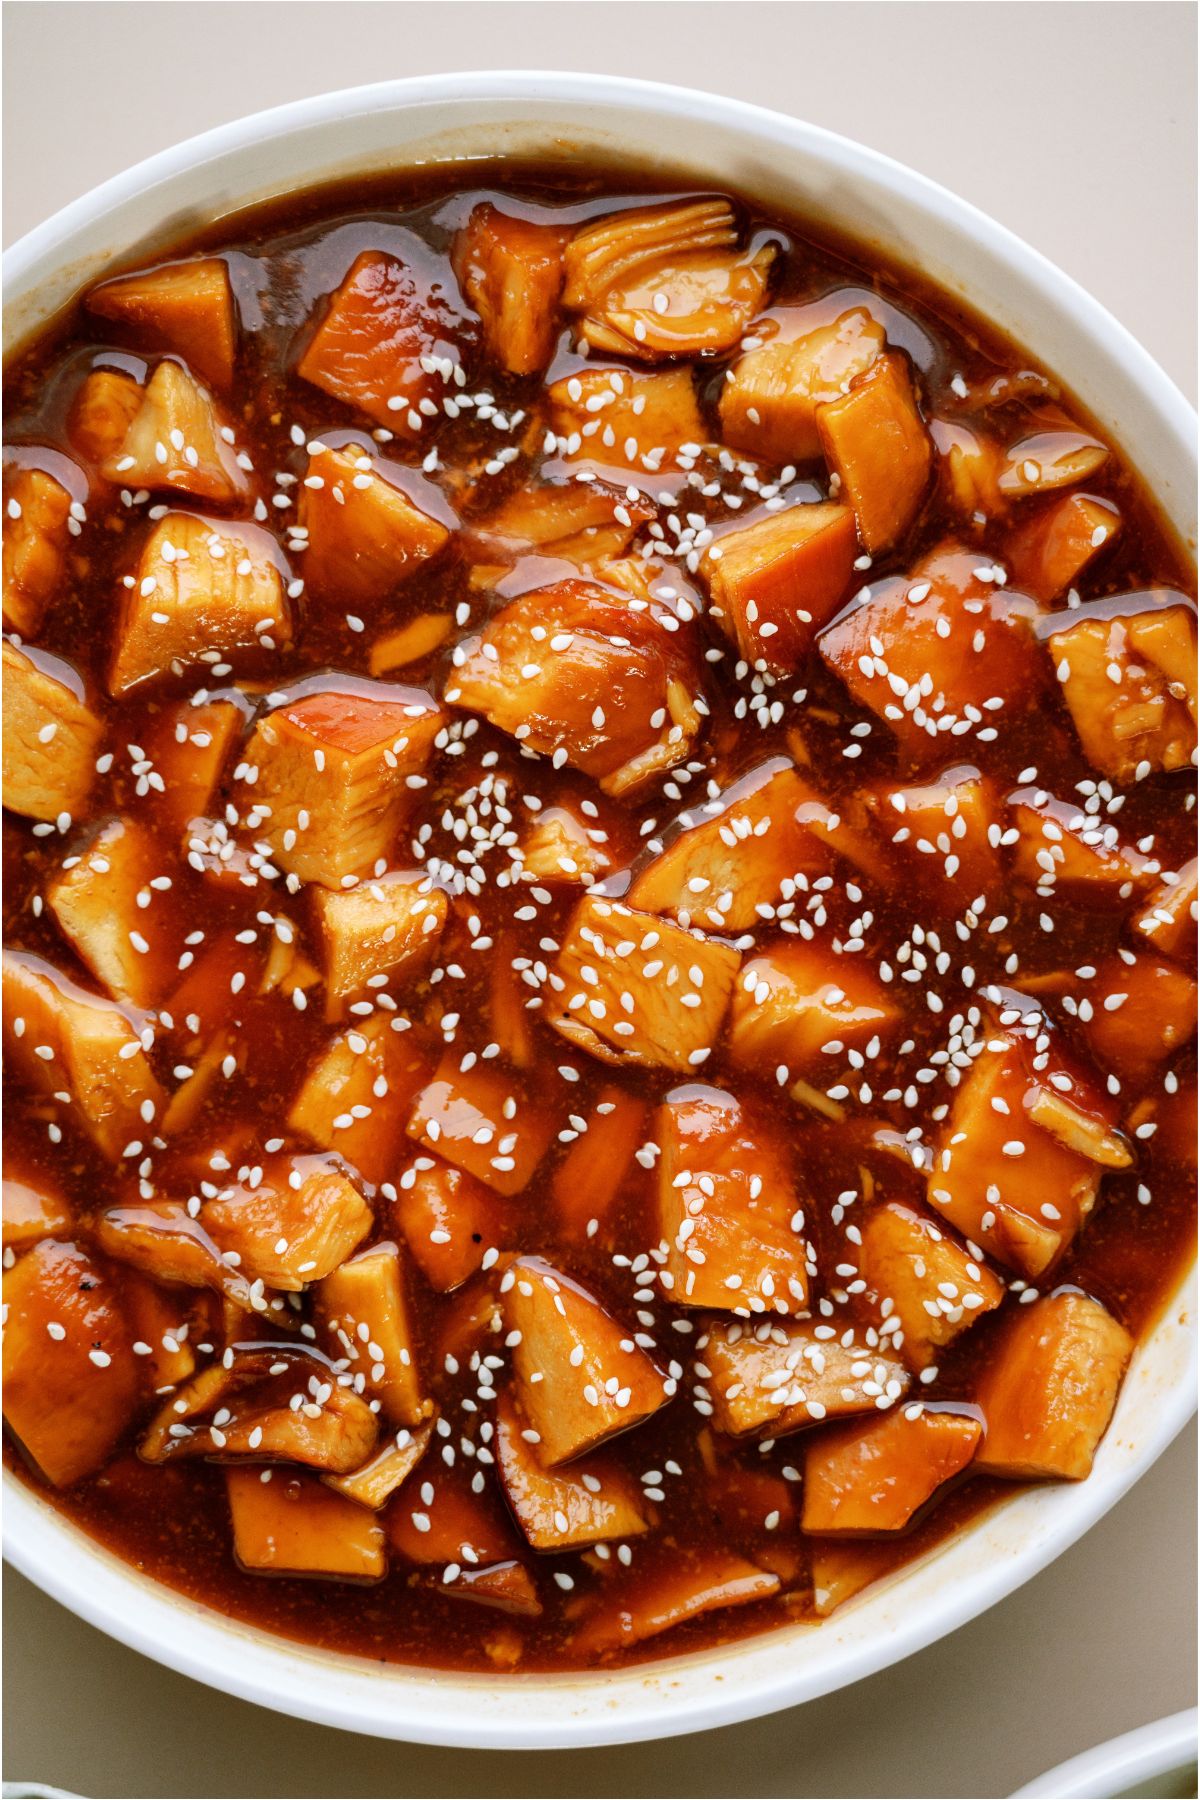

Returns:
3,70,1196,1751
1013,1708,1198,1799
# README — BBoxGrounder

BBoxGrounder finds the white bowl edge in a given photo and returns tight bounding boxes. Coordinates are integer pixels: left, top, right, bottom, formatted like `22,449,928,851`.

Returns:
1012,1707,1198,1798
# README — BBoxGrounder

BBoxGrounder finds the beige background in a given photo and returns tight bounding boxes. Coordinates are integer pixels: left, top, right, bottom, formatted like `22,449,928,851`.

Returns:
3,4,1196,1797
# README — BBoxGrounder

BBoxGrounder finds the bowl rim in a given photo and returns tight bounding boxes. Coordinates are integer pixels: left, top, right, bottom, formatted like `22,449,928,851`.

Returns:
3,68,1197,1751
1011,1706,1198,1798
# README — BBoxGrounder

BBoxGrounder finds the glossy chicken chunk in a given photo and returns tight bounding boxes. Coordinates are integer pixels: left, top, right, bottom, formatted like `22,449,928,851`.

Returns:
547,893,741,1073
243,682,442,887
390,1476,542,1619
368,612,454,677
1005,492,1121,602
200,1156,372,1293
3,951,166,1160
2,1170,73,1251
314,1240,428,1425
3,639,103,823
817,353,932,554
718,306,885,463
68,368,143,465
860,1202,1004,1370
801,1403,981,1533
863,764,1000,908
810,1538,899,1616
323,1419,434,1509
998,418,1108,497
563,198,774,360
701,503,856,674
1047,597,1197,782
551,1086,647,1238
407,1055,556,1198
656,1085,810,1315
141,694,244,837
452,204,566,376
974,1290,1132,1479
502,1256,669,1465
448,579,703,797
298,445,452,605
728,939,902,1081
703,1315,910,1438
547,367,706,473
140,1348,378,1471
297,249,449,434
313,870,447,1016
476,479,654,569
2,1239,140,1486
88,257,236,389
1008,789,1156,903
930,417,1002,523
569,1549,780,1659
227,1467,385,1579
494,1389,652,1549
3,463,72,635
1077,951,1197,1086
94,1201,259,1313
111,513,289,694
1132,858,1198,960
288,1013,430,1187
521,805,613,885
102,361,248,503
47,816,178,1007
394,1156,497,1291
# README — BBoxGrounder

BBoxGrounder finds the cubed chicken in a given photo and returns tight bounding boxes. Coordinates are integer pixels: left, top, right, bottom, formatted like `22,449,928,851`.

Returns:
860,1202,1004,1370
563,197,775,360
313,870,448,1016
141,1346,379,1470
974,1290,1132,1479
547,893,741,1073
502,1255,669,1465
547,367,706,473
452,203,567,375
521,805,613,885
120,1273,198,1389
656,1084,810,1315
568,1548,780,1659
476,478,655,568
1046,597,1197,782
1132,858,1198,960
703,1315,910,1439
695,1430,800,1568
801,1402,981,1533
2,1169,73,1252
314,1240,429,1426
368,612,454,677
862,764,1001,908
87,256,236,389
728,939,902,1081
809,1538,898,1616
3,639,103,823
494,1388,652,1549
47,816,180,1007
3,950,167,1160
819,544,1042,755
323,1419,434,1509
701,503,856,675
67,368,143,465
111,513,289,695
394,1156,497,1291
816,353,933,554
200,1156,372,1293
242,681,442,887
447,579,704,797
1008,789,1156,902
998,418,1109,496
3,463,72,635
102,361,248,503
1077,951,1197,1086
227,1466,385,1579
94,1201,258,1312
718,306,886,463
929,418,1003,523
486,939,538,1070
2,1238,140,1486
299,445,452,606
140,694,245,836
288,1013,431,1187
407,1055,557,1197
388,1468,541,1616
297,249,449,434
1005,492,1121,602
551,1086,648,1238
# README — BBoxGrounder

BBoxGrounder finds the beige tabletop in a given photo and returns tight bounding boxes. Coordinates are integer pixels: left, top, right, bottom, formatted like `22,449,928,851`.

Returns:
2,4,1196,1797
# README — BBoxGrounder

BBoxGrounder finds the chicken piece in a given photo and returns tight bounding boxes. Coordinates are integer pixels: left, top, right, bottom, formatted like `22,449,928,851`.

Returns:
141,695,244,836
495,1388,652,1549
929,418,1003,523
447,578,703,797
323,1419,434,1508
1132,858,1198,960
1008,789,1156,903
502,1256,669,1465
243,682,442,887
1005,492,1120,602
47,816,180,1007
719,307,886,463
299,445,452,605
1078,951,1197,1087
547,893,741,1073
87,257,236,389
627,760,831,930
94,1201,258,1312
563,197,775,361
313,870,447,1017
67,368,143,466
140,1346,378,1470
452,203,567,375
1046,597,1197,782
102,361,248,503
521,806,613,885
120,1273,200,1390
703,1315,910,1439
1149,1069,1198,1169
862,764,1001,908
728,939,902,1080
2,1170,73,1252
407,1055,556,1198
297,249,449,434
3,639,103,823
3,464,72,635
700,502,857,674
569,1549,780,1659
801,1403,981,1533
394,1156,497,1292
315,1240,428,1426
476,479,655,568
111,512,289,695
974,1290,1132,1479
782,768,896,885
551,1086,647,1238
2,1238,139,1486
998,420,1109,497
390,1470,542,1617
819,544,1042,754
816,353,933,554
486,939,538,1071
368,612,454,676
810,1538,899,1616
3,951,166,1160
656,1085,810,1315
288,1013,429,1188
547,367,706,473
227,1466,384,1579
695,1430,800,1566
860,1202,1004,1370
201,1156,373,1293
